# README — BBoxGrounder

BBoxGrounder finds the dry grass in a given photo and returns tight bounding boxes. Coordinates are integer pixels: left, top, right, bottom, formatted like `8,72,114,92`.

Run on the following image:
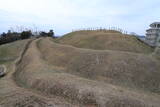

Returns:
153,47,160,60
0,30,159,106
39,38,160,93
0,40,30,64
55,30,153,53
0,39,75,107
13,38,160,107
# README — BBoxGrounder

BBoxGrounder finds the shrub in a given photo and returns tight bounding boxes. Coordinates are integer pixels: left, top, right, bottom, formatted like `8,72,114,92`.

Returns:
39,30,55,38
21,31,32,39
48,30,54,37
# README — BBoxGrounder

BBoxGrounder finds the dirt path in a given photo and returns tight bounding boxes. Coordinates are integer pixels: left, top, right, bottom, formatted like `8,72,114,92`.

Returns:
0,39,76,107
1,38,160,107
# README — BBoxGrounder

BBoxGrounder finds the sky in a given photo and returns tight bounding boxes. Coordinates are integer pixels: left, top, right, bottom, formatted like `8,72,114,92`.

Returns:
0,0,160,36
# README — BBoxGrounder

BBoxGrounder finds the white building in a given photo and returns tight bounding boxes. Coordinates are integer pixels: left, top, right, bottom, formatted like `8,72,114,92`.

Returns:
146,22,160,47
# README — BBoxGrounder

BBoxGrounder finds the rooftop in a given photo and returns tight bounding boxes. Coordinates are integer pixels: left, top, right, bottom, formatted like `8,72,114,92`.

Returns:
150,22,160,28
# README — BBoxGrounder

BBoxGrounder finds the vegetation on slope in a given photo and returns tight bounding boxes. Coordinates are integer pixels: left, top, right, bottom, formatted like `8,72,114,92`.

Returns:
0,32,159,106
11,38,157,106
153,47,160,60
40,38,160,93
55,30,153,53
0,40,30,64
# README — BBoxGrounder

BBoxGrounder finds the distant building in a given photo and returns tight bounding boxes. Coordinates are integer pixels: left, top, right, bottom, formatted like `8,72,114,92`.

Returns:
146,22,160,47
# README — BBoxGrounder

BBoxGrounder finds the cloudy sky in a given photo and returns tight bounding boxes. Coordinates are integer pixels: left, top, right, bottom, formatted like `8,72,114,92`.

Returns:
0,0,160,36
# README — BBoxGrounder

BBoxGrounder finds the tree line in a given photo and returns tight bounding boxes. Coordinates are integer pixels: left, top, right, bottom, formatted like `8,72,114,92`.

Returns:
0,29,55,45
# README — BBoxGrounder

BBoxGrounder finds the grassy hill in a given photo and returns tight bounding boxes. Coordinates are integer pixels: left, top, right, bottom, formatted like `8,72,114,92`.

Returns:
14,37,159,106
0,31,159,107
0,39,30,64
55,30,153,53
39,38,160,93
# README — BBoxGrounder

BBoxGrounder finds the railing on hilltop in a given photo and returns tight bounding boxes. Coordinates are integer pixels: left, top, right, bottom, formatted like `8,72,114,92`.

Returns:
71,27,128,34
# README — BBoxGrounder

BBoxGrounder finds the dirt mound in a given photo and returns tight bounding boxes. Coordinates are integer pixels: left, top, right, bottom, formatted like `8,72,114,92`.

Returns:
55,30,153,53
0,39,76,107
39,38,160,93
0,37,159,107
12,38,160,107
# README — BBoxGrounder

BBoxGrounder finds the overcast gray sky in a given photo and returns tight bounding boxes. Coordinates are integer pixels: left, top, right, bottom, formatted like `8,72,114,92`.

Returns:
0,0,160,35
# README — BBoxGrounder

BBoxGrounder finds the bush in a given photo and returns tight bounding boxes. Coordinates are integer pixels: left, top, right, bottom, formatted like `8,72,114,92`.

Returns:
21,31,32,39
48,30,54,37
39,30,55,38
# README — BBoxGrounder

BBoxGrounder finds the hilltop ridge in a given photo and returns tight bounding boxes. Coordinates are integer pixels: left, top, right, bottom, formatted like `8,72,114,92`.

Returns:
55,30,153,53
0,30,159,107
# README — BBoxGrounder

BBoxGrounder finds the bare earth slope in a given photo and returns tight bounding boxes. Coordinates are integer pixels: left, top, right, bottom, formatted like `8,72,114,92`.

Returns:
55,30,153,53
0,32,160,106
